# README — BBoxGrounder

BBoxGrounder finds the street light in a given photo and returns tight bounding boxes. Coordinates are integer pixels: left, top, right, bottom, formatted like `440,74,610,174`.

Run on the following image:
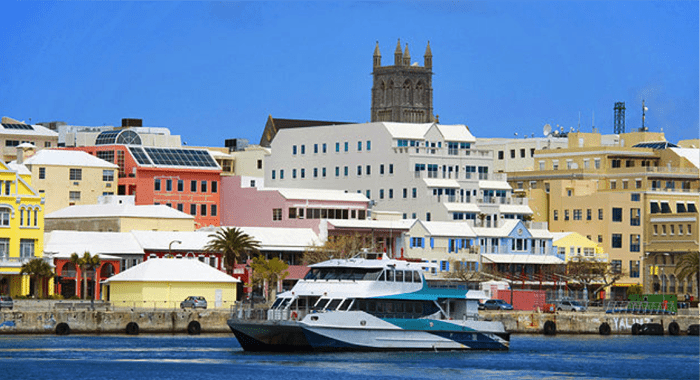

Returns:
245,263,254,309
168,240,182,258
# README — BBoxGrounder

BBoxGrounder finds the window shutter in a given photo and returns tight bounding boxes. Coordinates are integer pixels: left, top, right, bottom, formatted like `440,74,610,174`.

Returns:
430,238,434,249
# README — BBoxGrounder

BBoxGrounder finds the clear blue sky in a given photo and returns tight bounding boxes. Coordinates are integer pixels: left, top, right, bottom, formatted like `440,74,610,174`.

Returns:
1,1,698,147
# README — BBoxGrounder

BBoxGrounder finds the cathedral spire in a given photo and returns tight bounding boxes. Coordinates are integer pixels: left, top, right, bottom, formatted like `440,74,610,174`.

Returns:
394,38,403,66
424,41,432,69
403,43,411,66
373,41,381,68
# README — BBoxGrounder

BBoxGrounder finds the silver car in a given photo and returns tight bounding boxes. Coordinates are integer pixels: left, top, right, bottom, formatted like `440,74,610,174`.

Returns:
180,296,207,310
557,300,586,312
0,296,13,311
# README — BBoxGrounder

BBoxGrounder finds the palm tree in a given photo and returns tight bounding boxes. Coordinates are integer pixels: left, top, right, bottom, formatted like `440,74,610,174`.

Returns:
676,251,699,298
70,251,101,300
204,227,261,274
20,258,54,298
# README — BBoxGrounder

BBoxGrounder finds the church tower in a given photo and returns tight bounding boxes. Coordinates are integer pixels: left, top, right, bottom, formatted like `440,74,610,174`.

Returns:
371,40,434,123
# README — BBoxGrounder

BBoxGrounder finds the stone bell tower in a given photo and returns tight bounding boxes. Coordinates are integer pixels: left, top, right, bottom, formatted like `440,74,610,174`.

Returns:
371,39,434,123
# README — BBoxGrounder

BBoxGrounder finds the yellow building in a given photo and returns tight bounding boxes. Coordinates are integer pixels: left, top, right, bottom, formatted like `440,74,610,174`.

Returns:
551,232,606,263
507,132,699,300
0,160,50,297
22,149,118,214
102,258,239,309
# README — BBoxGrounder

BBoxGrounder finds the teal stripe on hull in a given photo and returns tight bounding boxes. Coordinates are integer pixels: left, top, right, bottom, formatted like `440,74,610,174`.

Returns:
382,318,476,332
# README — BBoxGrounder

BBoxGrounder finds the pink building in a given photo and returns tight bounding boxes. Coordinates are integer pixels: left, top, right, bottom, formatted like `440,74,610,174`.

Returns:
221,176,369,233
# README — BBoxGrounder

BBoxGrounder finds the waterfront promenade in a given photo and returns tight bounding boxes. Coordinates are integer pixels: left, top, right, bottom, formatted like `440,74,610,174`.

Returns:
0,300,697,336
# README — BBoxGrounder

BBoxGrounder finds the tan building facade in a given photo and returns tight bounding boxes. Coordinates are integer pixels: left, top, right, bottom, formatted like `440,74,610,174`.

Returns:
507,132,699,300
23,149,118,214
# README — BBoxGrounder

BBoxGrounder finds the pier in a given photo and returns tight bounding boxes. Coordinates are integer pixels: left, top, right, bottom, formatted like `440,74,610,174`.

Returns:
0,300,697,336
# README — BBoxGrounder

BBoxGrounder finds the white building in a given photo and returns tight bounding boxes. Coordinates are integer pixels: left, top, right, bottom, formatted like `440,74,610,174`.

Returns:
264,122,532,224
474,136,568,173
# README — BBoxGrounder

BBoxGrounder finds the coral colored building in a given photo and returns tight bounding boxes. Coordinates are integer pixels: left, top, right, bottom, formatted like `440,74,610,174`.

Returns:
68,134,221,228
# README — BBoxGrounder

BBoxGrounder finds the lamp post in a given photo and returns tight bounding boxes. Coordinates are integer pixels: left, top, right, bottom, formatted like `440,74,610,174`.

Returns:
245,263,254,309
168,240,182,258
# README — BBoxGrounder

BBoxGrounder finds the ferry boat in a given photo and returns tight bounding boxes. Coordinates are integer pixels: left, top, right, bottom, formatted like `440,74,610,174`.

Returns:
227,251,510,351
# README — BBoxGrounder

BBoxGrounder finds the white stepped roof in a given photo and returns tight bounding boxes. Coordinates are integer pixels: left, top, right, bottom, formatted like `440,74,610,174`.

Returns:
44,231,143,258
23,149,118,168
203,226,322,251
499,204,533,215
443,203,481,213
670,148,700,169
423,178,460,188
46,204,194,220
382,122,475,142
479,180,512,190
103,258,239,283
272,187,369,203
419,221,476,237
327,219,415,230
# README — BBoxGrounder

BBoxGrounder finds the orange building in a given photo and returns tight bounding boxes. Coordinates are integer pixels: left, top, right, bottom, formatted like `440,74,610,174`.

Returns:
66,130,221,228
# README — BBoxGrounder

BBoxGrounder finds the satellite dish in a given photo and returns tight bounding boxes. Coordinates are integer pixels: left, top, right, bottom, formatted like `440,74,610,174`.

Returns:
543,124,551,136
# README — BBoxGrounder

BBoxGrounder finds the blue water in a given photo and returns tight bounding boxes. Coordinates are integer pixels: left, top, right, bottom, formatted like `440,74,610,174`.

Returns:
0,334,697,379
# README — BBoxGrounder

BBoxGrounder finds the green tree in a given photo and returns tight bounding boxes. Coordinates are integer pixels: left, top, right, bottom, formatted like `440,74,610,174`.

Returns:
676,251,699,298
303,233,374,265
204,227,261,274
250,256,289,302
20,258,54,298
70,251,101,300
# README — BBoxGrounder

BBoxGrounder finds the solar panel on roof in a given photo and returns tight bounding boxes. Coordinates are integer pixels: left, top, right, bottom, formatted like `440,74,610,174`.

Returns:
2,123,34,130
128,146,152,165
143,147,218,168
95,130,121,145
632,141,678,149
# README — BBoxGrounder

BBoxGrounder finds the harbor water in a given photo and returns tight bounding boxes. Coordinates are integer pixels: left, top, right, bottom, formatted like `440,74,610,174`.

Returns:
0,334,698,379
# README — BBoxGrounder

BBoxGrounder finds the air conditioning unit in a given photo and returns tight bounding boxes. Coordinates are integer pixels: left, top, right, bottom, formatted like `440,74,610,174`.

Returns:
73,182,79,186
106,183,112,188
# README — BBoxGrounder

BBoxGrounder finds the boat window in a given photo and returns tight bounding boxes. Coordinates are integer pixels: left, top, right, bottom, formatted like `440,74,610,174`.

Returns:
362,269,382,281
366,300,376,312
396,270,404,282
378,270,386,281
405,271,413,283
314,298,330,310
327,299,342,311
339,298,353,310
376,302,385,313
271,298,283,309
338,269,353,280
413,271,422,283
304,268,321,280
322,270,339,280
279,298,291,309
387,269,395,282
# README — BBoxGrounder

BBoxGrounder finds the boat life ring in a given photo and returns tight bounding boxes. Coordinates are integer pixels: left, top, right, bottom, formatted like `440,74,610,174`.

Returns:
668,322,680,336
126,322,140,335
291,311,298,321
55,322,70,336
187,321,201,335
599,322,611,336
543,320,556,336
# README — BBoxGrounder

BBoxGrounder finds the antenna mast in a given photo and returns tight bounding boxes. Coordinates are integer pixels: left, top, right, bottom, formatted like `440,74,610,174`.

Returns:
613,102,626,134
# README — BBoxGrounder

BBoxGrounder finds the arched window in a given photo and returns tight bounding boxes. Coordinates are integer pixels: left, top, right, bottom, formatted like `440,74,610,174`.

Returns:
669,275,676,293
661,275,668,293
403,79,412,105
415,81,424,106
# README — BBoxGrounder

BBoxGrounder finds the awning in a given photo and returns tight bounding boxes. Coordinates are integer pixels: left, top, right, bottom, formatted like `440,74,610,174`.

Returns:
423,178,460,188
479,180,512,190
444,202,481,213
499,204,533,214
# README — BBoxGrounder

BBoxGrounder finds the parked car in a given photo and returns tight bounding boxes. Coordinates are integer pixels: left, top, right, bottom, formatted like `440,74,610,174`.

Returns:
0,296,13,311
482,299,513,311
557,300,586,312
180,296,207,310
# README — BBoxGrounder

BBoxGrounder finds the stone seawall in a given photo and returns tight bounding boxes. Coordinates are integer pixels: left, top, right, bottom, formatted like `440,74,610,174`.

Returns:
483,310,699,335
1,309,698,335
0,310,232,335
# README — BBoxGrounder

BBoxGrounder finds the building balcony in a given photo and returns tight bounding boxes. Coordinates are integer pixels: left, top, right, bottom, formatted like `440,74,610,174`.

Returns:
0,255,42,268
394,146,493,159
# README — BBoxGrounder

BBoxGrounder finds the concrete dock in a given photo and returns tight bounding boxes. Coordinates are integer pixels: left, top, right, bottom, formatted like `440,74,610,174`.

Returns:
0,301,697,335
